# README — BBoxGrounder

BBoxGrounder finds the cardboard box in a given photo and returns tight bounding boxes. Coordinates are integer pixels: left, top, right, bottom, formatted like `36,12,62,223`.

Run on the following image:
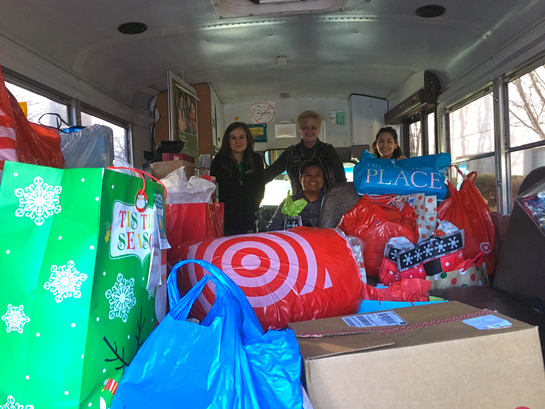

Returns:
289,302,545,409
150,159,194,180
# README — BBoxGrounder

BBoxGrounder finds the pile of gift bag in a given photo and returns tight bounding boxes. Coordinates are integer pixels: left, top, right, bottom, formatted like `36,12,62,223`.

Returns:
0,60,499,409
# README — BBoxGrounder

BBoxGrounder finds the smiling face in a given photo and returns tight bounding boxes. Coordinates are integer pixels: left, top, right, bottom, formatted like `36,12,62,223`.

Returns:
300,117,321,148
300,165,324,195
376,131,399,159
228,127,248,154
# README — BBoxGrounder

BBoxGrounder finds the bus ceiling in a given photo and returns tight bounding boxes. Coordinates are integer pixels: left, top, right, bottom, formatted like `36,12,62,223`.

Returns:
1,0,545,117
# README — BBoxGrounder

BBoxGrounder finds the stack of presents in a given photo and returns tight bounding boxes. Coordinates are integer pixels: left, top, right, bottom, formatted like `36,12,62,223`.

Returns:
1,66,545,408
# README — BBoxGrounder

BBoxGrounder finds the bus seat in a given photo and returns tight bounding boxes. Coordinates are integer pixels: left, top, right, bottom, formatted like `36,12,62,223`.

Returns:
318,182,360,228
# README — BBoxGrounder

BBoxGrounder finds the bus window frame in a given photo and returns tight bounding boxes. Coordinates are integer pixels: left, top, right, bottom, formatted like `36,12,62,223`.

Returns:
402,107,437,157
3,67,134,167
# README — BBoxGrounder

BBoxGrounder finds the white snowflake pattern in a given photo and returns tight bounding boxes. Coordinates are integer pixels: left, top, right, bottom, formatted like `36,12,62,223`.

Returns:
424,244,434,256
105,273,136,323
435,241,446,253
414,249,423,261
1,395,34,409
403,253,413,265
448,236,459,249
14,176,62,226
1,305,30,334
44,261,88,303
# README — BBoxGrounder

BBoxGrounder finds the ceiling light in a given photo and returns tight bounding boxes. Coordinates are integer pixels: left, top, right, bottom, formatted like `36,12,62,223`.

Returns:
213,0,347,19
118,22,148,35
276,55,288,66
415,5,446,18
250,0,302,4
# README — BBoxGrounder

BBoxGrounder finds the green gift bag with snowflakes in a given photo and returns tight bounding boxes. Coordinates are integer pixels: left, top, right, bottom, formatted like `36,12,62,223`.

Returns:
0,161,166,409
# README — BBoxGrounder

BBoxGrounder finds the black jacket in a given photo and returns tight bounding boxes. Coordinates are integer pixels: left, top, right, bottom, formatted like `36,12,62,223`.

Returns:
211,152,265,235
263,139,346,196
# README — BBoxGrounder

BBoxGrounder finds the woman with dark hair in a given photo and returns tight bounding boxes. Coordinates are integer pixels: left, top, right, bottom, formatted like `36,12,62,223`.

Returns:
372,127,406,159
267,160,325,231
211,122,264,235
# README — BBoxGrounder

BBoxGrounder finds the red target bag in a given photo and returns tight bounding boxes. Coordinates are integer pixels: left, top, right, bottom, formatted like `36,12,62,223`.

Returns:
0,66,64,172
437,168,496,274
339,195,418,278
179,227,363,329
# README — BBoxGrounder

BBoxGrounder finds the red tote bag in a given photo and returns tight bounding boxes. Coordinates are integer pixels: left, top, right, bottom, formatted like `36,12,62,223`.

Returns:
437,168,496,274
166,202,224,265
0,65,64,171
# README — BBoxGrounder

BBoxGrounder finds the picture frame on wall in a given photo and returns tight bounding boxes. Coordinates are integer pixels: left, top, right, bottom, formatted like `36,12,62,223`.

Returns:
167,70,199,160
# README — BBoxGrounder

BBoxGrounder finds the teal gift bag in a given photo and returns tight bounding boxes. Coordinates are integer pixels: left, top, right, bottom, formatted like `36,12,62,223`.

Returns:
0,161,165,409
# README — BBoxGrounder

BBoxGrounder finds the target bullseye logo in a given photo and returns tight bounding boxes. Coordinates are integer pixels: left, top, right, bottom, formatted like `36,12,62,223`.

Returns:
480,242,491,254
185,231,332,310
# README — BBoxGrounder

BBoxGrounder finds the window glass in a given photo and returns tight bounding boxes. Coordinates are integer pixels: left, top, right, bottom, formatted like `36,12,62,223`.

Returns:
452,156,497,212
510,145,545,197
81,112,130,166
449,93,494,160
508,65,545,148
5,81,68,127
261,173,291,207
427,113,436,154
409,120,422,157
344,162,354,182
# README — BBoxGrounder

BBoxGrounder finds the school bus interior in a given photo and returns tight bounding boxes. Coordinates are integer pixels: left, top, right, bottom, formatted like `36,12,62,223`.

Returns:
2,0,545,360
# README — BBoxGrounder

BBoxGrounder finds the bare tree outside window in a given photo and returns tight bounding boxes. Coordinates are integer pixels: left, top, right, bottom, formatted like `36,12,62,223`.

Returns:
409,120,422,157
449,93,494,160
509,66,545,145
508,65,545,195
5,82,68,127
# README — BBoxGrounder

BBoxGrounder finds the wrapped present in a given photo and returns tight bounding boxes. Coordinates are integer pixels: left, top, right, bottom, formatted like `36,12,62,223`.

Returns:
379,228,465,285
426,264,488,290
390,193,438,241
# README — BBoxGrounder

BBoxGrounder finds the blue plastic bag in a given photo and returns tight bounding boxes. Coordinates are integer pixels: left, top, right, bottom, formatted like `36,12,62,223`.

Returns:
111,259,303,409
354,150,451,199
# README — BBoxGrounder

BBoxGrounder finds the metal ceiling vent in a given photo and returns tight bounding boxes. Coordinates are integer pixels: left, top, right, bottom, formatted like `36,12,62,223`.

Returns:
210,0,347,18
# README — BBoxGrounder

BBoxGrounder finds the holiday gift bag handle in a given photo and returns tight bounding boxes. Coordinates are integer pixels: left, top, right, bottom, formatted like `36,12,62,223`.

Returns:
448,164,477,184
108,166,167,212
168,259,264,339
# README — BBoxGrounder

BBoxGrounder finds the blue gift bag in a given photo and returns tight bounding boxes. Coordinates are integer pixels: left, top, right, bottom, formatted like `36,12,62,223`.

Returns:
354,150,451,199
111,259,303,409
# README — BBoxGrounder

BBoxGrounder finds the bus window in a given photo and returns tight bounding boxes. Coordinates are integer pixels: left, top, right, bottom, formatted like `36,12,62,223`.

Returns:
80,111,131,166
508,64,545,197
449,92,496,211
408,120,423,157
449,93,495,159
452,156,497,211
5,81,69,128
427,113,436,154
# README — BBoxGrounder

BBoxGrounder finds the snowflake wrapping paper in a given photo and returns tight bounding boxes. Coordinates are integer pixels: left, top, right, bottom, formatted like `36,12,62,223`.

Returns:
0,161,163,409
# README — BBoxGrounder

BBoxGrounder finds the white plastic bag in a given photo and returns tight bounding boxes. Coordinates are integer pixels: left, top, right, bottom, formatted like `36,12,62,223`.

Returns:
161,167,216,204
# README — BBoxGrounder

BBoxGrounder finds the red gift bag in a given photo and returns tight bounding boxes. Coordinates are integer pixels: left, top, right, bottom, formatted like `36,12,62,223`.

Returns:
339,194,418,277
362,278,432,302
0,65,64,171
166,202,224,265
437,168,496,274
